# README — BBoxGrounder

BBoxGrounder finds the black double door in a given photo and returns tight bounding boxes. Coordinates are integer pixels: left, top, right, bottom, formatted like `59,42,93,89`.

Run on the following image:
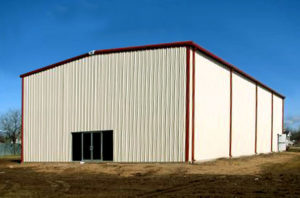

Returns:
72,131,113,161
83,132,101,160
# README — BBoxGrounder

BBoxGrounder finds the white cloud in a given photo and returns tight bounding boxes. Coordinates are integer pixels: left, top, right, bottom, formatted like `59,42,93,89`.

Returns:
285,115,300,128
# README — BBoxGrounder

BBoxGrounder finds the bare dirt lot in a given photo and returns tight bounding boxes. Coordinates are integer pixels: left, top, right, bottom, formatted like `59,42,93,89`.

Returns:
1,152,300,197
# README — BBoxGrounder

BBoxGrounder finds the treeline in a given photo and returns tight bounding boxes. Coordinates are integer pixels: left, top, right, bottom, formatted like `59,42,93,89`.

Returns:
286,127,300,145
0,109,21,144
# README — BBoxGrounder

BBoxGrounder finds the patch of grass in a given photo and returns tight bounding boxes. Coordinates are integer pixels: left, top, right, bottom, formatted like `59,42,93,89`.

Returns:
0,155,20,159
262,155,300,177
287,147,300,152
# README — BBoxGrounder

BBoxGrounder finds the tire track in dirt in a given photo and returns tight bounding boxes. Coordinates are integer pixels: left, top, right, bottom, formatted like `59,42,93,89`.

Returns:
46,179,70,193
138,179,202,197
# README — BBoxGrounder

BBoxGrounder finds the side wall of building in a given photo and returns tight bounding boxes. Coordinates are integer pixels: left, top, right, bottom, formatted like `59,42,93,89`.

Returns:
194,51,231,161
194,50,283,161
257,86,272,153
23,47,187,162
273,95,283,152
231,73,256,157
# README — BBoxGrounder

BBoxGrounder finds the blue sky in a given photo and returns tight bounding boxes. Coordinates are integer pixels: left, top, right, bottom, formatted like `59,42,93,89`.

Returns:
0,0,299,128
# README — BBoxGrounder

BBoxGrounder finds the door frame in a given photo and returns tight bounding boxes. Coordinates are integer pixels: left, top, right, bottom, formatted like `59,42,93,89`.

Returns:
71,130,112,162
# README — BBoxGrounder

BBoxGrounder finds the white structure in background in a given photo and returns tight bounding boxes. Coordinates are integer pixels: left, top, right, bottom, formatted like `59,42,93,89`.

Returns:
283,130,294,147
278,134,287,152
20,41,285,163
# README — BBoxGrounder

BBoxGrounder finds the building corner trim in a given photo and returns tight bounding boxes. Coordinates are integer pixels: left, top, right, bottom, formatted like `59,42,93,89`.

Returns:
282,99,284,134
192,47,195,162
21,78,24,163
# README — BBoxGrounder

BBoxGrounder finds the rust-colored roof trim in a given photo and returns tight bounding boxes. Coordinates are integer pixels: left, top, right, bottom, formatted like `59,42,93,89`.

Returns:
19,41,285,99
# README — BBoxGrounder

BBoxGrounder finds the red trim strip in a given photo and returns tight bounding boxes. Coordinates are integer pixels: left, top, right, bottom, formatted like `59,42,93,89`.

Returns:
21,78,24,163
192,48,195,162
20,53,89,78
229,69,233,157
95,41,190,55
19,41,284,99
255,84,258,154
20,41,190,78
191,42,284,99
185,47,190,162
271,93,273,152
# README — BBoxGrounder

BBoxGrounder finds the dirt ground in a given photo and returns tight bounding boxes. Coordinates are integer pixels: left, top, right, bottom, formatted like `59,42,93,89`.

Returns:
1,152,300,197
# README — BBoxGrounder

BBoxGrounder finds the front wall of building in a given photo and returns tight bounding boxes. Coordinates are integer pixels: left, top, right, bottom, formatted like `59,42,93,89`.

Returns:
23,47,187,162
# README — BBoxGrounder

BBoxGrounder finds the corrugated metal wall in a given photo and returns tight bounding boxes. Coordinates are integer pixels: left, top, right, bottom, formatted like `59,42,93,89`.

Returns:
23,47,187,162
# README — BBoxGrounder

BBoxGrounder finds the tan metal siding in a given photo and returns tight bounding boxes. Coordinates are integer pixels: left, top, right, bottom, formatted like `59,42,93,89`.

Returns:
23,47,187,162
272,95,283,152
231,72,256,157
194,52,230,161
257,86,272,154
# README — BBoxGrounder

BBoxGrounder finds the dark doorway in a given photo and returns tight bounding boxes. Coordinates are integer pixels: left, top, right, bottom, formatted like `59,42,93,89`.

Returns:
72,131,113,161
93,132,101,160
83,133,91,160
72,133,82,161
103,131,113,161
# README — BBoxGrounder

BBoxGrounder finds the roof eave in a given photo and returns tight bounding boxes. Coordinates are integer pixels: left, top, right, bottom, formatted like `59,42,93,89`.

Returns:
19,41,285,99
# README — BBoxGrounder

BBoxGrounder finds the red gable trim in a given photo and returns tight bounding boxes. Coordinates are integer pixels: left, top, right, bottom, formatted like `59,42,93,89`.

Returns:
19,41,191,78
19,41,285,99
20,53,89,78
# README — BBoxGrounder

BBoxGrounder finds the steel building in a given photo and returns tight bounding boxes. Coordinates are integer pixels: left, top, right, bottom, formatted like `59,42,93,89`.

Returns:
20,41,285,163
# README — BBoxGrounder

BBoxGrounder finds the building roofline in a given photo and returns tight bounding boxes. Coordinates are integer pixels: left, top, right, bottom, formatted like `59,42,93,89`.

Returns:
19,41,285,99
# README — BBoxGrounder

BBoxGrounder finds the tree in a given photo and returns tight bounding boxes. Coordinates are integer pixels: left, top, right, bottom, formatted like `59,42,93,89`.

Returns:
0,109,21,154
0,131,5,143
291,129,300,145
